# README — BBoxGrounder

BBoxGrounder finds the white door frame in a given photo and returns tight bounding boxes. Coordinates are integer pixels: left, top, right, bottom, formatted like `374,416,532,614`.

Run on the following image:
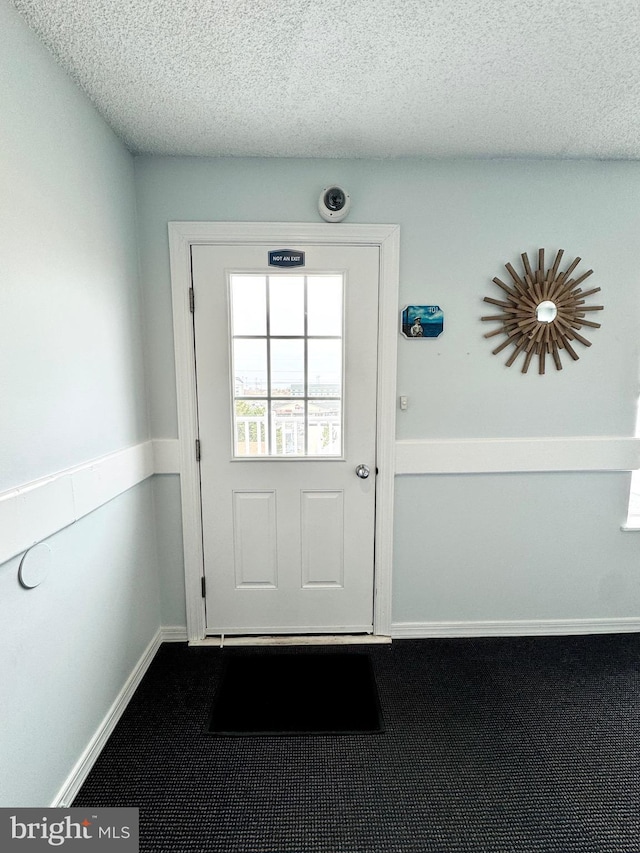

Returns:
168,222,399,644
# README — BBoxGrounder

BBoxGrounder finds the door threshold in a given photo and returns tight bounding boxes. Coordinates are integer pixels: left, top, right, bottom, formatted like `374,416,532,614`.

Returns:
193,634,392,648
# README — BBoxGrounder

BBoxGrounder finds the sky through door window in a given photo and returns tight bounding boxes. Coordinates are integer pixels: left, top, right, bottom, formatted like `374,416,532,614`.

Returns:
230,273,343,457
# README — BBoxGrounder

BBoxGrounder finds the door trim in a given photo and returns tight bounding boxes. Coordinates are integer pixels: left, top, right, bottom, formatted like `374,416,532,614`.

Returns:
168,222,399,644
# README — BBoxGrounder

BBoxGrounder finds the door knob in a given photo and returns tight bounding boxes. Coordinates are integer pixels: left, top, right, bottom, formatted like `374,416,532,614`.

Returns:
355,464,370,479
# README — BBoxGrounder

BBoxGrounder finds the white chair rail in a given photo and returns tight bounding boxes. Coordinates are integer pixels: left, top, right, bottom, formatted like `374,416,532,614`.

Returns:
2,436,638,567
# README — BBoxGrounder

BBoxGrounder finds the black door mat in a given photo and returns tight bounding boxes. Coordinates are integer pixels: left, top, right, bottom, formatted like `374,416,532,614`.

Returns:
207,652,384,735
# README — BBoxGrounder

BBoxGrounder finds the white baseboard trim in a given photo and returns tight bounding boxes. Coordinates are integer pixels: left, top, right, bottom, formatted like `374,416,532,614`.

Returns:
391,617,640,638
196,633,392,647
52,629,163,807
160,625,189,642
45,613,640,807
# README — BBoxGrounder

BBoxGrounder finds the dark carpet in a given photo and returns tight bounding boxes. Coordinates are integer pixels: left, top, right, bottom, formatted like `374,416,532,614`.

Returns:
73,635,640,852
208,653,383,735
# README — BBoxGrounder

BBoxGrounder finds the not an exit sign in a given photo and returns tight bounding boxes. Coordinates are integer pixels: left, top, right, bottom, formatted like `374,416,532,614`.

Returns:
268,250,305,268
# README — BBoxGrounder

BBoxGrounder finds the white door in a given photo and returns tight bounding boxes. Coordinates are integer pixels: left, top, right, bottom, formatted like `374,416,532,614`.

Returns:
191,243,379,635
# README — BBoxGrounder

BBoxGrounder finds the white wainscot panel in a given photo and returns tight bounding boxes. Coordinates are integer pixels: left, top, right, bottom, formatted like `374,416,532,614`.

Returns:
301,490,344,588
233,491,278,588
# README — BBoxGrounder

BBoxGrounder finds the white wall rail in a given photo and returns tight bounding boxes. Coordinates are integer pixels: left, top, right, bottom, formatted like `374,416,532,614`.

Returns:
0,443,155,567
395,437,640,475
2,435,639,568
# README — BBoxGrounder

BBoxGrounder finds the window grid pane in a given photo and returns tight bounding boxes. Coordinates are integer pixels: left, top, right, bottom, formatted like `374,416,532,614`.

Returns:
234,400,268,456
230,273,343,458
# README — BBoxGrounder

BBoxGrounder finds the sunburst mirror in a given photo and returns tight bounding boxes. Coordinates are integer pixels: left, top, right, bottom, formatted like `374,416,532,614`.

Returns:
481,249,603,374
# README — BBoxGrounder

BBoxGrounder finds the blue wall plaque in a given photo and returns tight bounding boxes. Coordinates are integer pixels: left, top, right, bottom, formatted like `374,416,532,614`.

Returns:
401,305,444,338
268,250,305,268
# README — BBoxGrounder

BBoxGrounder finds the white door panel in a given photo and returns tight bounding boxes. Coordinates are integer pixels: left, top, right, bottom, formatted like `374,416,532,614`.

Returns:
300,490,344,587
191,243,379,634
232,490,278,588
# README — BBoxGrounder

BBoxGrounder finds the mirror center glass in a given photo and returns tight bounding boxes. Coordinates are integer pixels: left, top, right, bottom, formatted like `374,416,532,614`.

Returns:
536,300,557,324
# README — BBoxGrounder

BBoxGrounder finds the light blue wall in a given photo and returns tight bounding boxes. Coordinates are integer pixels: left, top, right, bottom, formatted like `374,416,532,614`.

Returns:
393,472,639,622
0,485,160,806
135,156,640,439
152,475,186,626
0,4,148,488
0,1,161,805
2,0,638,802
135,155,640,626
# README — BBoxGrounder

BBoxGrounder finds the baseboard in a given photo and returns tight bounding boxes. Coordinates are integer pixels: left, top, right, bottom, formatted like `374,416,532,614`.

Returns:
196,634,392,647
160,625,188,642
391,617,640,638
54,616,638,806
52,629,163,807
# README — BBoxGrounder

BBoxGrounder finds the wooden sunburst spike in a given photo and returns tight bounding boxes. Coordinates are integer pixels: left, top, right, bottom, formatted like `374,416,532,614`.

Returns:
481,249,603,374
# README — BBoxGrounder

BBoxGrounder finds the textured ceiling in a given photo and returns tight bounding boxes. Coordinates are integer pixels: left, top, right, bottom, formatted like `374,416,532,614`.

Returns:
10,0,640,159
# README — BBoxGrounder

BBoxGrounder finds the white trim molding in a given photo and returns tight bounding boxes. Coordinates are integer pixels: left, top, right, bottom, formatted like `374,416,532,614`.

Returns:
392,617,640,639
52,629,163,807
195,634,392,647
160,625,189,642
53,627,186,806
0,442,156,567
168,221,400,643
396,436,640,475
3,432,638,570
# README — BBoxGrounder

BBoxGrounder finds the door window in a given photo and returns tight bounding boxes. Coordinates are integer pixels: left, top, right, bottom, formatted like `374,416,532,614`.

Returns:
230,273,344,458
